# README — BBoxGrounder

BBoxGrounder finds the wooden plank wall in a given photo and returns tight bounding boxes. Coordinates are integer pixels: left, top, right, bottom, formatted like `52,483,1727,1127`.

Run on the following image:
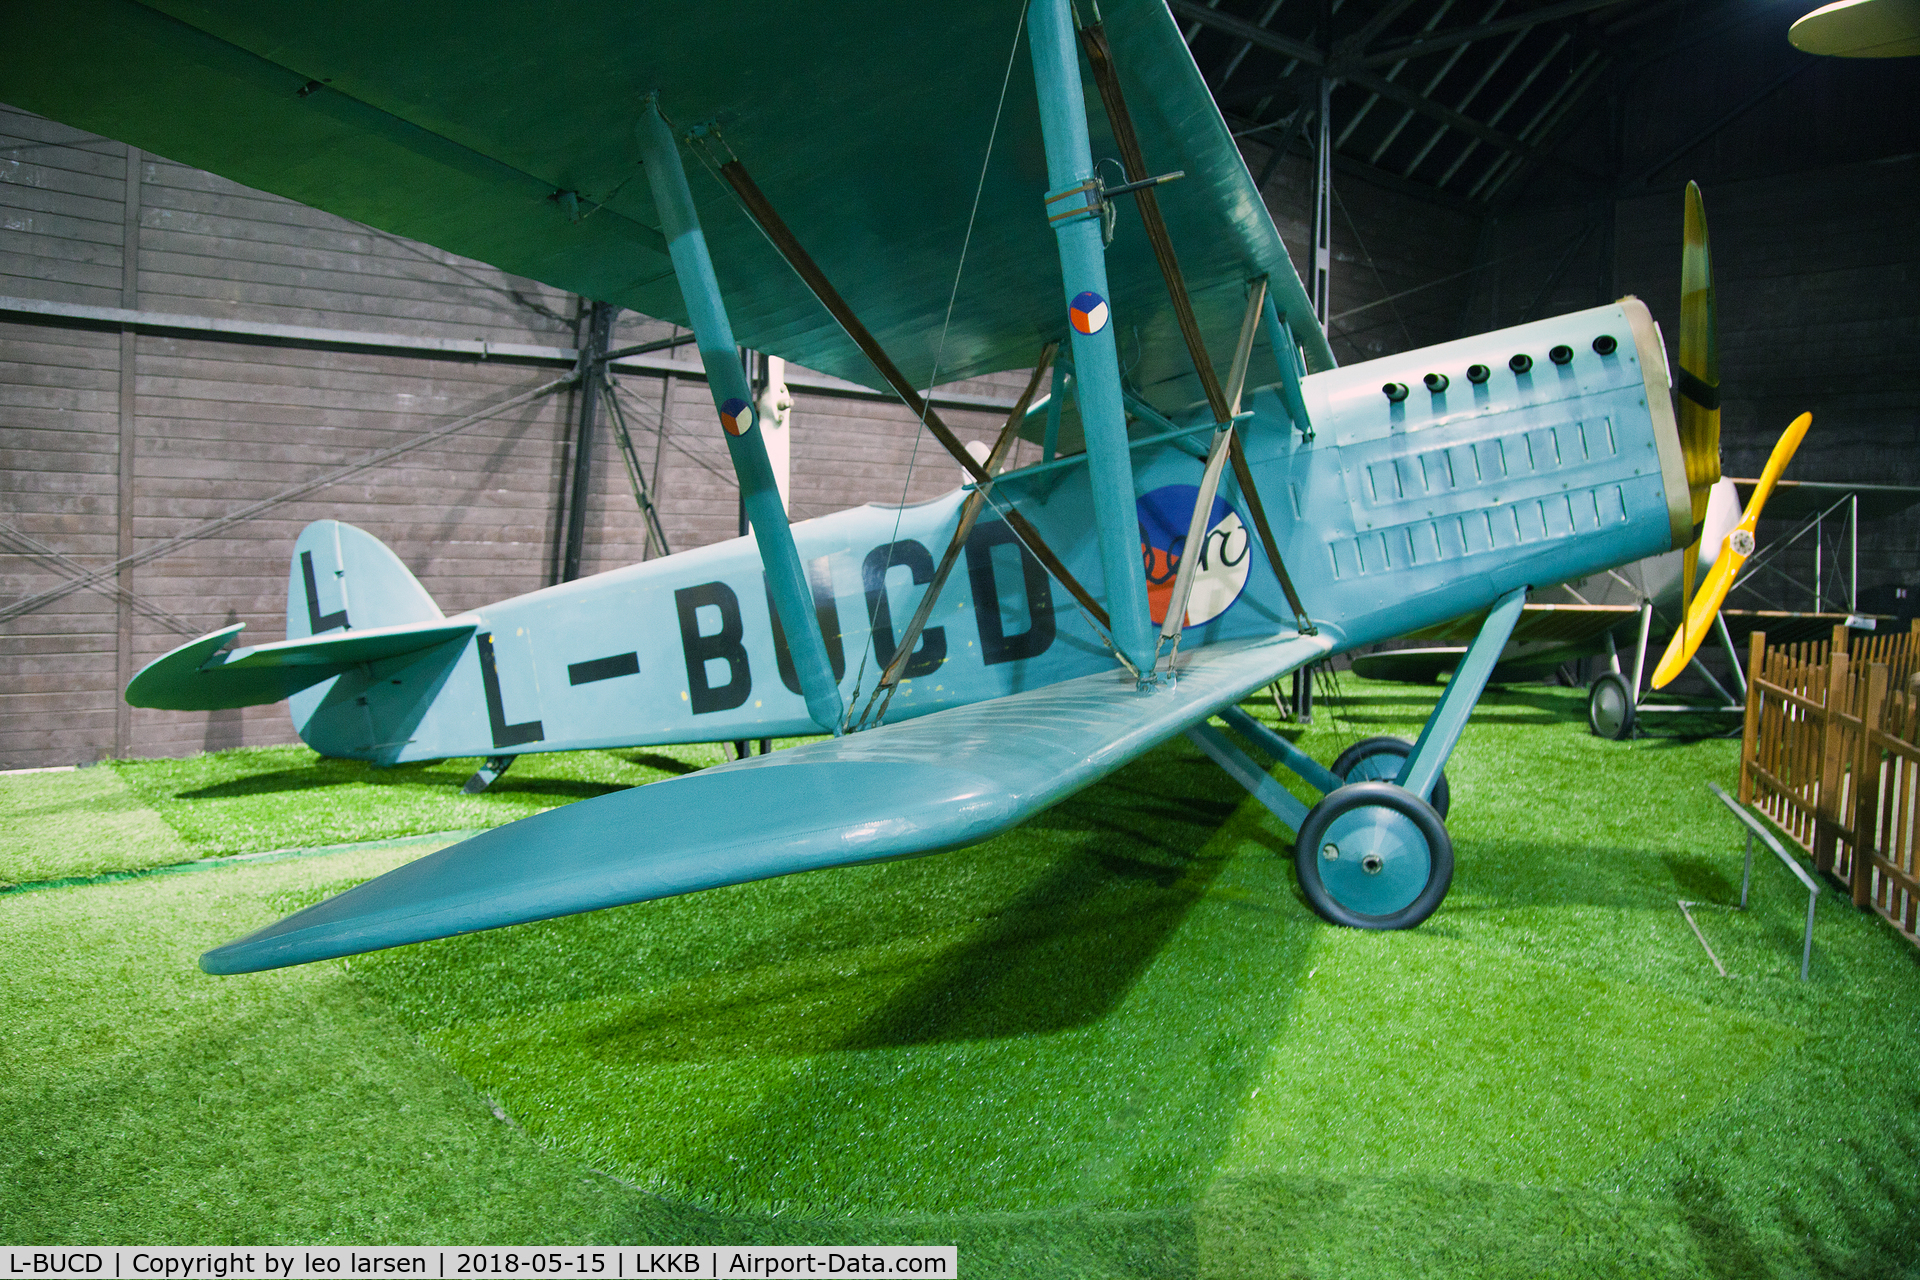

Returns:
0,104,1024,768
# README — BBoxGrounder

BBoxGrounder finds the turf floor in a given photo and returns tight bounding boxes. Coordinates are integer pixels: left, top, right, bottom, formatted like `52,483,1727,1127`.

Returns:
2,678,1917,1276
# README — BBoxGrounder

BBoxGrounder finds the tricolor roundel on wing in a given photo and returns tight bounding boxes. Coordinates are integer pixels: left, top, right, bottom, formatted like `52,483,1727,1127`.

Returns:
719,397,755,436
1069,291,1109,335
1137,485,1251,629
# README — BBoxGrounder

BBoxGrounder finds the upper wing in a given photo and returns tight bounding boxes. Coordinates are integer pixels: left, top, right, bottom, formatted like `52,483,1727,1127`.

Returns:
127,620,475,710
1,0,1329,413
201,629,1331,973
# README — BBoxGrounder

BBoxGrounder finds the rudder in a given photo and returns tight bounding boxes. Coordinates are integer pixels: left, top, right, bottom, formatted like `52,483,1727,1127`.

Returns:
288,520,442,640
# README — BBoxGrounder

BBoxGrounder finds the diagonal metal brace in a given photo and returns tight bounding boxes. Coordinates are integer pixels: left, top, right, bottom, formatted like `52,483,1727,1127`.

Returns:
1396,587,1527,801
853,346,1057,729
1186,723,1311,832
702,147,1109,631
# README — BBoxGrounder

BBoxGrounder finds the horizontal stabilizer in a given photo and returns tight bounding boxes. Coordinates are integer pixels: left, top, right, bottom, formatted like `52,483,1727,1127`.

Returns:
127,619,476,710
201,630,1332,973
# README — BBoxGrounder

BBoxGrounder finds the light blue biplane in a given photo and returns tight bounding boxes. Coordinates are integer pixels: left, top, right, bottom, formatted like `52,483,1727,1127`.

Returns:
7,0,1720,971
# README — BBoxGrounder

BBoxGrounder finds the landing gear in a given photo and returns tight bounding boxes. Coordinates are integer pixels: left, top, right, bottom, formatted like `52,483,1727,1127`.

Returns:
1295,782,1454,929
1588,671,1636,740
1193,588,1528,935
1330,735,1451,819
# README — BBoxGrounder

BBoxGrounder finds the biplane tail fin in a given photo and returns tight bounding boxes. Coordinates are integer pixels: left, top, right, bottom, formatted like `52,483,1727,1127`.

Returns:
126,521,470,712
287,520,442,639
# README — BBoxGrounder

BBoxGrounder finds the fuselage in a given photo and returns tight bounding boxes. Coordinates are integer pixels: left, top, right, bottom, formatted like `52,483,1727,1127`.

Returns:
293,298,1686,762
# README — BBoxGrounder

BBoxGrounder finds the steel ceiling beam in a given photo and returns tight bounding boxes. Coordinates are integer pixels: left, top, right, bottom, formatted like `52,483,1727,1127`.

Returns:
1338,0,1425,56
1359,0,1635,67
1483,52,1616,206
1345,63,1586,173
1175,0,1597,178
1232,110,1482,211
1168,0,1325,64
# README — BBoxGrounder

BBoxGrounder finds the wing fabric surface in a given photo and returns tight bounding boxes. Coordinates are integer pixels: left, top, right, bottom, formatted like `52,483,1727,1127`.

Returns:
0,0,1328,414
200,631,1331,973
126,620,476,710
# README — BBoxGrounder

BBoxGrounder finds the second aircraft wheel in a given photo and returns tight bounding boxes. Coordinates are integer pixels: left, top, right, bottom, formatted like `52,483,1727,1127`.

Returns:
1294,782,1454,930
1588,672,1637,740
1330,735,1450,819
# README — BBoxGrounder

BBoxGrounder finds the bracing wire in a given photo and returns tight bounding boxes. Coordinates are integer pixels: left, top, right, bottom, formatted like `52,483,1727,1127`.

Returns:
845,0,1032,724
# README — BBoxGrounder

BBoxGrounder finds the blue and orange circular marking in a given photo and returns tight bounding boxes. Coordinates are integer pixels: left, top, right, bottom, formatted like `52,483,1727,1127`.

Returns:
719,397,755,436
1069,291,1109,335
1137,485,1252,629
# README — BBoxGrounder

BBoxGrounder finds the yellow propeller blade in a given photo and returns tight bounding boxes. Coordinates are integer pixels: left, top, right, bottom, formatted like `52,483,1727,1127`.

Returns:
1675,181,1720,660
1651,412,1813,689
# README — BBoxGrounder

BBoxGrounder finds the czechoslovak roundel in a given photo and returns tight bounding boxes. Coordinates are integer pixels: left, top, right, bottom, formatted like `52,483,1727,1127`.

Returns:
1069,291,1109,335
719,397,755,436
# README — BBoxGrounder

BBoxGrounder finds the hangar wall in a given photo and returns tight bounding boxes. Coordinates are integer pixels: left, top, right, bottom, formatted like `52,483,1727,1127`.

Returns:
0,104,1027,769
1440,18,1920,610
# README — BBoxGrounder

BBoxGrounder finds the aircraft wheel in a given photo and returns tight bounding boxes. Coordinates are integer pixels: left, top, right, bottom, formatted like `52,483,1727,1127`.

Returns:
1294,782,1454,929
1588,672,1637,740
1330,735,1450,818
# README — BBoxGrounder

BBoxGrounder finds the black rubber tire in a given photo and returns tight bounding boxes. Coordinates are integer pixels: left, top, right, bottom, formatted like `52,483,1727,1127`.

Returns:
1588,671,1637,740
1330,735,1451,819
1294,781,1455,930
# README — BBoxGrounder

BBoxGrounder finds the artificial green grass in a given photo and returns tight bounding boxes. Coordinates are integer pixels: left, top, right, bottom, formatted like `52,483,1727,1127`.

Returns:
106,743,754,860
0,765,192,884
3,679,1918,1276
1,741,762,885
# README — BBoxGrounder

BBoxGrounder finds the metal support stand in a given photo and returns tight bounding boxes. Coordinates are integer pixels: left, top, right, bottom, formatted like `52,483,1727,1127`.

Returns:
1710,781,1819,979
557,301,616,585
1688,654,1738,709
636,100,843,734
1397,587,1528,802
1716,611,1747,699
1028,0,1155,676
461,754,516,795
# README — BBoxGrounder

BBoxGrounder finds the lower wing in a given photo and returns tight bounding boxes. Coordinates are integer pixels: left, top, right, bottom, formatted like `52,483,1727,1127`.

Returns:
202,630,1332,973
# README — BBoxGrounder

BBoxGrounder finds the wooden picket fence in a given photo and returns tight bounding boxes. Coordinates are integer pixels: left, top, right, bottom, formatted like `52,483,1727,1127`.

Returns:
1740,621,1920,950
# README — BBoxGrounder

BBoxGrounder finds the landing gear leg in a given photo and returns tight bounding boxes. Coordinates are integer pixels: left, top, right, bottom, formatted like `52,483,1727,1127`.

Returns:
461,754,517,794
1189,588,1525,931
1296,587,1526,928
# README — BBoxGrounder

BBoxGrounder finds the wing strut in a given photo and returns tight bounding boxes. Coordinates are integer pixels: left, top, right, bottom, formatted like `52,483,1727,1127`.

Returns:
1030,0,1157,676
1157,280,1267,672
852,343,1059,730
636,100,843,734
1077,18,1316,637
695,145,1109,632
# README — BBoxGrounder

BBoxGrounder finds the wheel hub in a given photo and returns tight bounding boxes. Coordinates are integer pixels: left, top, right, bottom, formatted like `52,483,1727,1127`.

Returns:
1318,804,1432,914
